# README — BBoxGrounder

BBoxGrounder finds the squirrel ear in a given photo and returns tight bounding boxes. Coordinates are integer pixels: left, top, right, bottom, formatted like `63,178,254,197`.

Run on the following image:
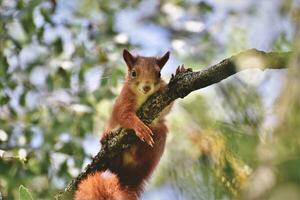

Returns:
123,49,136,70
156,51,170,69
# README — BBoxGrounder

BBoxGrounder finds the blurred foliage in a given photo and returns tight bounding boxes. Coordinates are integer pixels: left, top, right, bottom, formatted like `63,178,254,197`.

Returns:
19,185,33,200
152,81,262,199
0,0,131,198
0,0,298,200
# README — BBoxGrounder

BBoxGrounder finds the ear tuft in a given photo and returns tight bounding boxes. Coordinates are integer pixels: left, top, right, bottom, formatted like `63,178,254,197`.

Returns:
123,49,136,70
157,51,170,69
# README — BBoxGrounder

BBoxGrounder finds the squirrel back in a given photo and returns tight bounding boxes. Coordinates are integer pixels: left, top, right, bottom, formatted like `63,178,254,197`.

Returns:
75,170,137,200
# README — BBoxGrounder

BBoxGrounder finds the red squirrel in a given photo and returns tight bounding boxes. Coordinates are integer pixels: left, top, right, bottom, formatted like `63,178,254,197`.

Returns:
75,49,176,200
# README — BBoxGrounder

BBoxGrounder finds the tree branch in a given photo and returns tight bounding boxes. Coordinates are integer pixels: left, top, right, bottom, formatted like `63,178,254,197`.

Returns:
55,49,290,199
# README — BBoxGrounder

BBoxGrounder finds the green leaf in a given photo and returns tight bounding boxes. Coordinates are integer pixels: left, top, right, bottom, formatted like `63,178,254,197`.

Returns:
198,2,213,14
53,38,63,55
0,54,8,78
0,93,10,105
40,8,54,25
37,26,45,42
20,91,26,106
16,0,25,10
20,12,35,39
19,185,33,200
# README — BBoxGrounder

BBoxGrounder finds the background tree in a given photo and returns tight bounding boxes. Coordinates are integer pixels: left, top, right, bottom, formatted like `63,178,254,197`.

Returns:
0,0,298,199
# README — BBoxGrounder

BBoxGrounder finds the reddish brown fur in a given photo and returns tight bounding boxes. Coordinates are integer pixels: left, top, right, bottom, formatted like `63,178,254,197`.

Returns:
76,50,171,199
102,51,170,145
114,122,169,195
75,171,137,200
102,51,171,194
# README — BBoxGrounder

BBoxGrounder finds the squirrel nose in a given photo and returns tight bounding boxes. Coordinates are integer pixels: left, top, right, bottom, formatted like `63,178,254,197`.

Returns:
143,85,151,93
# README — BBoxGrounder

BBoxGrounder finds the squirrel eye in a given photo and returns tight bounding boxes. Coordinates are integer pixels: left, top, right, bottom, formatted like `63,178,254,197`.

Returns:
131,70,137,78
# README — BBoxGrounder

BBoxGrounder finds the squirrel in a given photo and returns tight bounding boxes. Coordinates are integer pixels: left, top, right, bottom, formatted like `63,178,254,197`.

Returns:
75,49,184,200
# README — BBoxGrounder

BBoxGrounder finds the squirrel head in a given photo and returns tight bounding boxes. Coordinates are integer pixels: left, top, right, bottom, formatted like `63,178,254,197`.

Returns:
123,49,170,96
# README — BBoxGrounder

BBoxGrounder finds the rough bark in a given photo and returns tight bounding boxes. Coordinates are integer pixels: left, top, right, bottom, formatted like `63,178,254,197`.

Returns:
55,48,290,199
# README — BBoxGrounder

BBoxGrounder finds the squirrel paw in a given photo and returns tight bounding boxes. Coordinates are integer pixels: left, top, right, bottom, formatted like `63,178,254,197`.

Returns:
176,64,192,75
100,131,110,144
135,124,154,147
171,65,192,81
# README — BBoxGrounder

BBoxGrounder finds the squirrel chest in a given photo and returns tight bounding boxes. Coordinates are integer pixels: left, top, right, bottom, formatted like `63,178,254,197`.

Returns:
134,91,151,110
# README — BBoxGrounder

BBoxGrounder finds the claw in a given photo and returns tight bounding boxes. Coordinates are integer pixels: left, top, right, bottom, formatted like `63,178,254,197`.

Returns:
175,64,188,76
176,66,180,74
149,142,154,147
151,138,155,146
145,134,154,146
134,123,155,147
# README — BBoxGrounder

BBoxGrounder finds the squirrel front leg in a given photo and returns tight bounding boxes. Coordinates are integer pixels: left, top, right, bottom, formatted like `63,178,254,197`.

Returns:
119,113,154,147
101,101,155,147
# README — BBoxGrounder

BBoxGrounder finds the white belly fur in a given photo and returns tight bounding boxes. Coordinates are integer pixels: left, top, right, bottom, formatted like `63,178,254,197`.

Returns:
135,93,150,110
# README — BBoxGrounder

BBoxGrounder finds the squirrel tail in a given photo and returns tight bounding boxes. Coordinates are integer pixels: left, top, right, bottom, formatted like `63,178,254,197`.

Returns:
75,170,138,200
